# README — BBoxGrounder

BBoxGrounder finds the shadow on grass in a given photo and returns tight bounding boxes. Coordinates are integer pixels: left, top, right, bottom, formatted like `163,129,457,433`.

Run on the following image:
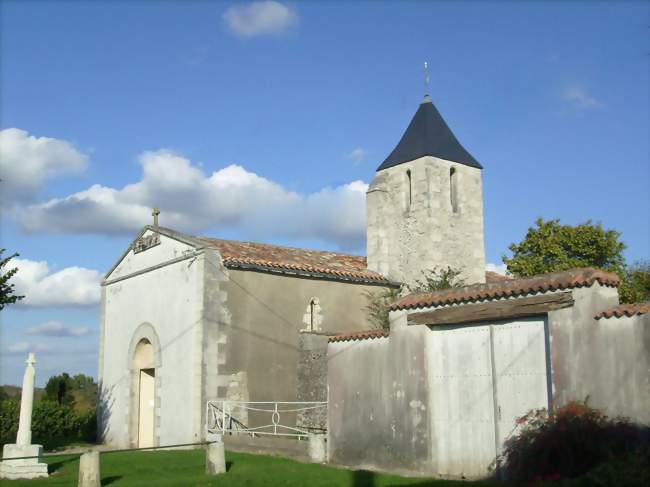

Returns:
48,455,79,474
35,436,96,452
351,468,495,487
353,470,376,487
226,460,233,472
102,475,121,485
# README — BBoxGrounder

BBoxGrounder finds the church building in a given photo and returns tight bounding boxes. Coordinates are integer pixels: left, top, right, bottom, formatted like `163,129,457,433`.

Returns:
97,94,489,448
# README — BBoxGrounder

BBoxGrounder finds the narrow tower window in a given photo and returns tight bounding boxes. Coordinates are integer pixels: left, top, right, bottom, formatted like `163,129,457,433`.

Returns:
302,298,322,332
309,298,317,331
450,167,458,213
406,169,412,211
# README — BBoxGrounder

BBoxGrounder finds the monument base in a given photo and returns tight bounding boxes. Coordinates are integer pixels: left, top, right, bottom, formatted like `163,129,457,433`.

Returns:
0,444,49,479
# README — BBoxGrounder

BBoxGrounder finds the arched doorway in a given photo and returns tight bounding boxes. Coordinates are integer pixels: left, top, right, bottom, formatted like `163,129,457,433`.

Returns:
133,338,155,448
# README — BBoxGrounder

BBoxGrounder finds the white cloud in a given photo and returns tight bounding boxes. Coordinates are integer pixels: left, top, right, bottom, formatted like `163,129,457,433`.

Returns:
25,321,90,337
19,150,368,250
9,258,102,307
6,341,55,355
346,147,367,165
0,128,88,204
564,86,602,109
486,262,509,276
223,1,298,38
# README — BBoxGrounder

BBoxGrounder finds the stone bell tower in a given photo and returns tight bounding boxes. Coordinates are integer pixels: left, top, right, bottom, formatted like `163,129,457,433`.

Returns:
366,94,486,287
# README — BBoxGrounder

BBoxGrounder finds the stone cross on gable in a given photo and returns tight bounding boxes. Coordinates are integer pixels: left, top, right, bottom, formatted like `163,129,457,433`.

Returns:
152,207,160,228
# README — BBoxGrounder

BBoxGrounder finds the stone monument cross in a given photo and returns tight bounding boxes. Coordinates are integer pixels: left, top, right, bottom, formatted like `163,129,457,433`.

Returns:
0,352,48,479
16,353,36,446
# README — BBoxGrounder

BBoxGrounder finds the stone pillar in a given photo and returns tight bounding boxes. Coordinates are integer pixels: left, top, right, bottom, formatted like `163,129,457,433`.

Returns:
206,440,226,475
78,451,101,487
308,434,326,463
0,353,48,479
296,333,328,432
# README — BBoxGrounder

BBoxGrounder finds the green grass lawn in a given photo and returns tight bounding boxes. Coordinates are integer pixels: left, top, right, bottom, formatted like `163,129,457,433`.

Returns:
0,448,499,487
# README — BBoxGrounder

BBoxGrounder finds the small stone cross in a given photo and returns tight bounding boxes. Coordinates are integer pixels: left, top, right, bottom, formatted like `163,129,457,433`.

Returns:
26,353,35,366
152,207,160,227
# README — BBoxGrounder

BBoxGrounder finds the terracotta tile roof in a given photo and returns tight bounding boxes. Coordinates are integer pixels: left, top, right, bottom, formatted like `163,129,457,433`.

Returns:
199,237,393,284
328,329,390,343
485,271,512,283
391,268,620,311
595,302,650,320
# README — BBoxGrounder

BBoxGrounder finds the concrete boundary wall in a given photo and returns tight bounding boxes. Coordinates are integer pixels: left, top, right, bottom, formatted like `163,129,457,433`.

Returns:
327,283,650,478
223,435,312,463
547,284,650,422
328,328,431,476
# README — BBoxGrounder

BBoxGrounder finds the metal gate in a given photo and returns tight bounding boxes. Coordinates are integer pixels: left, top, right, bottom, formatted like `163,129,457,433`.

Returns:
205,401,328,440
427,317,550,478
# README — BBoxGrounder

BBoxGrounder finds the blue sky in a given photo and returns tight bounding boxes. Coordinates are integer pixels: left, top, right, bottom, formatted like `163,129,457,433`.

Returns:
1,1,648,385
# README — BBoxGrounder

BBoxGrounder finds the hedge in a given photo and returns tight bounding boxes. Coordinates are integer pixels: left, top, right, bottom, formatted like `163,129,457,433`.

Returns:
0,399,96,445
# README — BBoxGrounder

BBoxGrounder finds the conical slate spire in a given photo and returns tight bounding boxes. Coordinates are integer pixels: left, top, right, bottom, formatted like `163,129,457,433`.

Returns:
377,95,482,171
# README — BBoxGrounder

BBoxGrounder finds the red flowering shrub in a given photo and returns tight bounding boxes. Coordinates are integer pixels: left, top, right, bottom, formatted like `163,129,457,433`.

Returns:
494,401,650,483
576,448,650,487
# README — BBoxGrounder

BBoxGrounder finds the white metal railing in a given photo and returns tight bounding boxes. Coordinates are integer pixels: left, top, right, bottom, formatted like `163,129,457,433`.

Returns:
206,401,327,439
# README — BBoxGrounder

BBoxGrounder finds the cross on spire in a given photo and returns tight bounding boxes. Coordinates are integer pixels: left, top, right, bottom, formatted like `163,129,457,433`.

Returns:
152,207,160,228
26,353,35,366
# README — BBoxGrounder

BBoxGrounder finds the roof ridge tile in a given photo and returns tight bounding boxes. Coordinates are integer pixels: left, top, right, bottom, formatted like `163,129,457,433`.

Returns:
329,329,390,343
391,268,620,311
595,301,650,320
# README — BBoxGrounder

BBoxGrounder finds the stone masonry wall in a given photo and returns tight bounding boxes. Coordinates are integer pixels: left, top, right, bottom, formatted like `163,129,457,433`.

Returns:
366,156,485,287
295,332,329,432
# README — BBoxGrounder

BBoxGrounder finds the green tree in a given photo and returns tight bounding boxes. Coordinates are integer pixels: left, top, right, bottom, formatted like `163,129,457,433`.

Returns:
70,374,99,411
503,218,626,277
619,261,650,304
504,218,648,304
71,374,96,391
0,249,24,310
44,373,76,407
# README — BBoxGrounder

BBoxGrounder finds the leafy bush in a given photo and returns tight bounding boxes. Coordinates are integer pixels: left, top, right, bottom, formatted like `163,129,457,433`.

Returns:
364,266,466,329
363,287,401,329
0,399,19,442
32,400,83,438
496,401,650,482
411,266,466,292
78,407,97,442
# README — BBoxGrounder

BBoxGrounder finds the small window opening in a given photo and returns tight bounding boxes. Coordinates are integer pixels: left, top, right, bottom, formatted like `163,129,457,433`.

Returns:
450,167,458,213
406,169,412,211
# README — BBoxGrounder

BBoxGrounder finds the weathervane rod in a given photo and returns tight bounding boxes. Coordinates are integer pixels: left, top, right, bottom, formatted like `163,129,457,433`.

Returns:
424,61,430,95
